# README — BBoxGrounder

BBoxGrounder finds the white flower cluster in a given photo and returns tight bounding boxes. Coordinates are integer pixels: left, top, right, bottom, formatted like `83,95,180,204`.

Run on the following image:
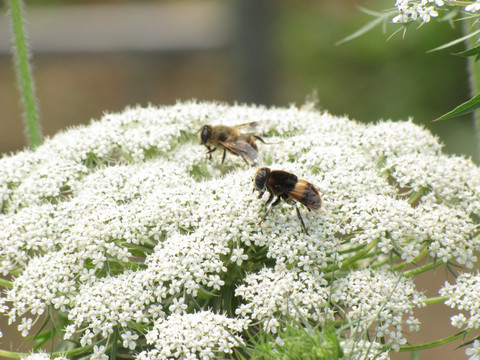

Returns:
0,295,6,338
137,311,249,360
65,229,236,346
466,1,480,13
440,272,480,330
332,269,426,352
21,353,68,360
393,0,443,23
0,101,478,358
393,0,480,23
235,266,332,333
466,339,480,360
341,339,391,360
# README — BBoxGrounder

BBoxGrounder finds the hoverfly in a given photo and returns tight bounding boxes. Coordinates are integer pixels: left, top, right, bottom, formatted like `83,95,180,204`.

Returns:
253,167,321,235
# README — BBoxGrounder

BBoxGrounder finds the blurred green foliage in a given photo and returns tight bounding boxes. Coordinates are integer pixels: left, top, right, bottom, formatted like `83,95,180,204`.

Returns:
272,0,476,162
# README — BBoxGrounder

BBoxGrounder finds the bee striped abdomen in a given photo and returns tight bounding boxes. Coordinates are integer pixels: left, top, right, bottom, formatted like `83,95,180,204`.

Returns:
295,181,322,211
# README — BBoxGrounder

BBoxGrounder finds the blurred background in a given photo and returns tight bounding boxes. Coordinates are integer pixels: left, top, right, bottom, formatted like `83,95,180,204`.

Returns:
0,0,476,359
0,0,477,160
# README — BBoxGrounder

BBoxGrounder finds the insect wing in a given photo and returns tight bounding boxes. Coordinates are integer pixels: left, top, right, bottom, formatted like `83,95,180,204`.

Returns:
220,139,258,163
270,171,297,195
288,180,321,211
232,121,259,130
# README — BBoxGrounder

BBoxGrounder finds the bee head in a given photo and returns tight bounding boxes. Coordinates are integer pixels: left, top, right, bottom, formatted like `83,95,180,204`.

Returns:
253,167,270,192
200,124,212,144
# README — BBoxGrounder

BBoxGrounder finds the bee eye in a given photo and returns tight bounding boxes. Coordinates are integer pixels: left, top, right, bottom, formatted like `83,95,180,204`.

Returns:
254,169,267,191
200,125,211,144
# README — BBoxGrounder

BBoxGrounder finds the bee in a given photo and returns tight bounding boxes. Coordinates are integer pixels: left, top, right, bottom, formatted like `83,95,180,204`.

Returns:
253,167,321,235
199,122,266,165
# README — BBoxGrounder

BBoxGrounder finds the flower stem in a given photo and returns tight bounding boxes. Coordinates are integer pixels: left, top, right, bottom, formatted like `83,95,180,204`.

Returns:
0,349,24,359
402,260,443,277
391,245,430,272
0,342,104,359
7,0,42,149
423,295,448,305
340,239,378,269
399,330,468,352
464,19,480,160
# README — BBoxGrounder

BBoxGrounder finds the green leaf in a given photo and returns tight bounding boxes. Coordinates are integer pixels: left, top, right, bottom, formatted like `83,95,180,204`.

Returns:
457,335,480,350
336,10,394,46
433,92,480,121
427,28,480,53
452,43,480,58
32,331,54,352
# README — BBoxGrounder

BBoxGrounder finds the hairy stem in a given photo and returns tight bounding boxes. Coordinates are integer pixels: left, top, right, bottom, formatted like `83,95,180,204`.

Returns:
7,0,42,148
464,19,480,160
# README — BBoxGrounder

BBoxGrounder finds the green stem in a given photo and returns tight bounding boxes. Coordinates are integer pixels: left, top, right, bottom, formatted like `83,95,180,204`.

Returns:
337,242,366,255
464,19,480,160
8,0,42,149
0,277,13,289
392,246,430,272
52,342,102,358
402,260,443,277
321,241,378,274
423,295,449,306
399,330,468,352
0,349,24,359
408,188,426,206
0,340,111,359
370,256,393,269
450,1,476,5
0,341,105,359
340,239,378,269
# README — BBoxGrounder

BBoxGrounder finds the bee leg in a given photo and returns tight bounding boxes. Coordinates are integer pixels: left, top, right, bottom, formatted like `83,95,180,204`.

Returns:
258,195,281,225
205,145,216,153
294,203,309,235
264,192,274,206
221,148,226,164
253,134,281,145
205,146,216,161
253,135,267,144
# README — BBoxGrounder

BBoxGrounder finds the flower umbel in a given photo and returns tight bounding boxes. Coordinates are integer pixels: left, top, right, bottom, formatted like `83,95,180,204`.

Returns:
440,273,480,330
466,340,480,360
392,0,480,23
138,311,249,360
0,102,479,358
